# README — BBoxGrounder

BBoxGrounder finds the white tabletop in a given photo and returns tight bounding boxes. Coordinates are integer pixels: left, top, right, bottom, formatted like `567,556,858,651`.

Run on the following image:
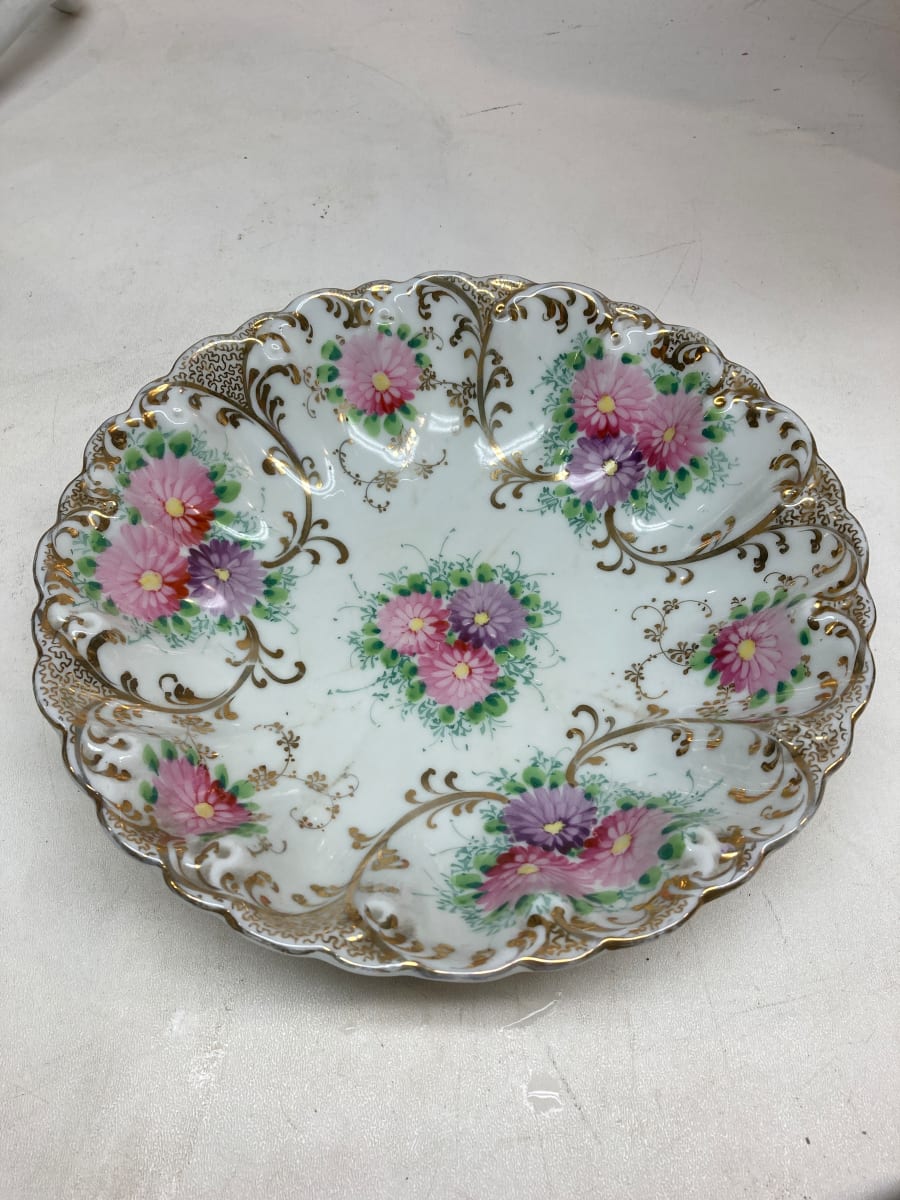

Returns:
2,2,898,1197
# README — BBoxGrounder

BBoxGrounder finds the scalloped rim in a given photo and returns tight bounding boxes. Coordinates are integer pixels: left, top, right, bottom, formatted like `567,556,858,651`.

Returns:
32,272,876,980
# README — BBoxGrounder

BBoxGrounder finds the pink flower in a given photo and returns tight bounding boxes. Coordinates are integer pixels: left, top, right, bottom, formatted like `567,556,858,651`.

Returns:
95,524,189,621
632,389,707,472
571,356,655,439
123,454,218,546
711,605,801,695
580,806,671,890
376,593,450,655
417,640,499,709
337,331,421,416
478,844,584,912
153,756,253,837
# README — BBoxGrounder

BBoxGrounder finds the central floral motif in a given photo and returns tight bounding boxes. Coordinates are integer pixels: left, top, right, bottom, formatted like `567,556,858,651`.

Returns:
316,322,432,436
349,553,561,738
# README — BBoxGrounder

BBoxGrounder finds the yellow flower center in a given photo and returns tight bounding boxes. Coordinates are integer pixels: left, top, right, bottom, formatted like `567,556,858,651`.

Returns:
473,610,491,626
596,393,616,414
517,863,540,875
611,833,632,856
737,637,757,661
164,496,186,517
662,426,677,443
194,802,215,820
602,458,619,476
371,370,391,393
214,567,231,582
138,570,163,592
542,820,565,835
408,617,425,632
452,662,471,680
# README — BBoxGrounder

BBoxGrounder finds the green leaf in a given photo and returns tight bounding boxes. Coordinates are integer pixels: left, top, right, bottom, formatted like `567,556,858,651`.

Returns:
492,674,515,692
690,455,709,478
525,611,543,628
363,413,382,437
798,628,811,646
438,706,456,725
472,849,498,872
506,639,528,659
143,431,166,459
406,572,427,592
748,688,770,708
475,562,495,583
566,350,586,371
547,768,567,788
406,680,426,702
76,556,97,577
184,747,199,766
562,496,581,520
620,352,638,365
168,430,193,458
265,586,289,605
208,462,227,482
521,765,546,788
451,872,485,890
751,591,770,612
689,650,712,670
123,447,146,471
379,646,400,667
316,363,339,383
142,745,160,773
396,324,412,341
215,480,241,503
682,370,703,393
251,601,269,620
655,374,679,395
382,411,402,437
483,694,508,718
213,763,229,786
127,507,141,525
701,423,725,442
321,339,342,361
159,740,177,762
170,614,191,634
138,780,156,804
448,569,472,587
483,815,507,834
521,592,541,609
362,637,384,656
583,336,604,359
231,779,255,799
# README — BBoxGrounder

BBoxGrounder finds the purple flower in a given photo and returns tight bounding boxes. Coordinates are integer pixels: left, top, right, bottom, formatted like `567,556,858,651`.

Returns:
448,580,528,649
187,539,266,619
504,785,598,852
566,434,646,510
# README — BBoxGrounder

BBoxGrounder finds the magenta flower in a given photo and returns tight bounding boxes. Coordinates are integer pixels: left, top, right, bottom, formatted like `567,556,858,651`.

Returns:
153,756,253,837
337,331,421,416
478,844,583,912
123,454,218,546
571,356,655,439
448,581,527,650
580,806,671,890
417,640,499,708
632,389,707,472
566,434,646,509
187,539,266,619
95,524,189,621
376,592,450,655
710,604,801,695
504,785,597,852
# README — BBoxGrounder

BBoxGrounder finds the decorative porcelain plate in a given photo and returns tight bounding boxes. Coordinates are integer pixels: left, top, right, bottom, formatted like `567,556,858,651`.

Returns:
33,273,874,979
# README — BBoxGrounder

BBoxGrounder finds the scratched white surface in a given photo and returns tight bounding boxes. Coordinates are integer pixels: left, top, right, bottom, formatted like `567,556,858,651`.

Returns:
2,2,898,1198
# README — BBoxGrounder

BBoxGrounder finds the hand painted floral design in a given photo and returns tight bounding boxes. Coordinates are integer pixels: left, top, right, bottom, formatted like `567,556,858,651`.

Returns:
690,589,810,706
580,806,672,890
537,334,735,533
187,539,267,619
440,757,714,931
571,354,656,439
95,524,190,621
123,453,218,546
448,580,528,649
417,640,500,708
70,427,296,647
376,592,450,656
348,553,561,739
566,434,647,511
316,322,432,436
504,785,597,852
139,740,267,841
